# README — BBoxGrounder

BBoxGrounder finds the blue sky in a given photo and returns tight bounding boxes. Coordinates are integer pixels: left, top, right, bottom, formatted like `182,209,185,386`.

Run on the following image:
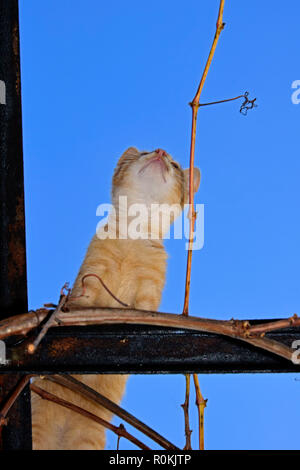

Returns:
19,0,300,449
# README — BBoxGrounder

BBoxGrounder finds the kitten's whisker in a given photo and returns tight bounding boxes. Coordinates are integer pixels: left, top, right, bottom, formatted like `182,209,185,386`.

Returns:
138,159,154,175
138,157,168,182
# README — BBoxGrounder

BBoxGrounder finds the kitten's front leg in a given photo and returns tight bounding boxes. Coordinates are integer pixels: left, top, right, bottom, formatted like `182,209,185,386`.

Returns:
134,278,163,312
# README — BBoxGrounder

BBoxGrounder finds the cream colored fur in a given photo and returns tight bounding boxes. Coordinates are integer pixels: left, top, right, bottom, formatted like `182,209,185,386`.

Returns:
31,147,200,449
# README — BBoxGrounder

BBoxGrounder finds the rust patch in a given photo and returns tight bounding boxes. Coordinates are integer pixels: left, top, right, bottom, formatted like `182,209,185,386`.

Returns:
12,23,20,96
7,195,26,283
7,237,25,281
47,337,81,357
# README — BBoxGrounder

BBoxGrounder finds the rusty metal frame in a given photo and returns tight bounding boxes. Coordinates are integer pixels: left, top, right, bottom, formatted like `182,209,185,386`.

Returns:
1,323,300,375
0,0,32,450
0,0,299,450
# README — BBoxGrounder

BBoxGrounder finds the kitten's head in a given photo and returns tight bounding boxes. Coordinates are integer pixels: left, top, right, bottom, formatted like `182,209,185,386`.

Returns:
112,147,200,208
111,147,201,239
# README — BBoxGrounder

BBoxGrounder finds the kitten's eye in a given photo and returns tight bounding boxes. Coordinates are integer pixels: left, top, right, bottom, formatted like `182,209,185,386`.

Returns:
139,152,149,156
171,161,180,170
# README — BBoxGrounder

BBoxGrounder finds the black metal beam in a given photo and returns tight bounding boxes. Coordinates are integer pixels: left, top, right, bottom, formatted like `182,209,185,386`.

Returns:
1,323,300,374
0,0,32,450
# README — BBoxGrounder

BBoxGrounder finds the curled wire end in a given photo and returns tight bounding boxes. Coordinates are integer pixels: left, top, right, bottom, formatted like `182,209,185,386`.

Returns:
68,273,129,308
240,91,257,115
60,282,71,297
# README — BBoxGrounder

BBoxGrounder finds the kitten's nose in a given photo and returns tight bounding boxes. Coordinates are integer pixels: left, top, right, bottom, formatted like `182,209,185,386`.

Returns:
155,148,167,159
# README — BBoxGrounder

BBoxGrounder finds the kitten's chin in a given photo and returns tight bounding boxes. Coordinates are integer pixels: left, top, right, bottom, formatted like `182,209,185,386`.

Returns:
138,156,168,183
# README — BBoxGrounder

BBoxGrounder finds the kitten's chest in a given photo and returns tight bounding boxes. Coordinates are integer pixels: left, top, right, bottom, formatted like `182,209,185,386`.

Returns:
114,240,167,305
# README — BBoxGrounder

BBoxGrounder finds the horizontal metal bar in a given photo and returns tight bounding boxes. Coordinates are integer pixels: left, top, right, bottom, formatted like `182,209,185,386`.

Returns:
1,322,300,374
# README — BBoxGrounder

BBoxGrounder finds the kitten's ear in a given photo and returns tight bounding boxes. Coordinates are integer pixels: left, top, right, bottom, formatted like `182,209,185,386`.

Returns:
183,168,201,201
120,147,140,159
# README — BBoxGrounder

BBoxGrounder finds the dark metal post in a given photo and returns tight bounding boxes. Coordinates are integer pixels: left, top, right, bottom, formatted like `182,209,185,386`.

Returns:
0,0,32,449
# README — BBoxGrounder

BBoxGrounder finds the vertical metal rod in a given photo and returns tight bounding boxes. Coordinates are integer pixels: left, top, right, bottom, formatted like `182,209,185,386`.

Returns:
0,0,32,449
